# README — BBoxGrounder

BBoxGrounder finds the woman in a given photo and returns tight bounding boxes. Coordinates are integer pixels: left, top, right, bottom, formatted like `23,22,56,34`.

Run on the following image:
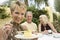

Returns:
38,15,57,34
0,24,12,40
2,1,27,40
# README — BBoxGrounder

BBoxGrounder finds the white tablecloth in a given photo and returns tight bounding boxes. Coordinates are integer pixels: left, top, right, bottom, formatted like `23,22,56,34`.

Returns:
15,33,60,40
38,35,60,40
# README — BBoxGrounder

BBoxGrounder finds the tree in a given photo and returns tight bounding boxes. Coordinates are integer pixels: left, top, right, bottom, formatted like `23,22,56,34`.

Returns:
0,7,9,19
35,0,49,7
3,0,17,7
35,0,44,9
35,0,44,4
54,0,60,12
24,0,28,6
44,0,49,6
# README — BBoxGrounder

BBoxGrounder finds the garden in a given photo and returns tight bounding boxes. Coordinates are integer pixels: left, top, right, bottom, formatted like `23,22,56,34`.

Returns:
0,0,60,32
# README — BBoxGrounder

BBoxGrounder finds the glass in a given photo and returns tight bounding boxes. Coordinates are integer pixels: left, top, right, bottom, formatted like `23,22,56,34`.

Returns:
48,30,52,34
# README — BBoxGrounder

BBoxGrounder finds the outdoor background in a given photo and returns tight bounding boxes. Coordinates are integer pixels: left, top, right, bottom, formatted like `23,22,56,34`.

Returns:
0,0,60,32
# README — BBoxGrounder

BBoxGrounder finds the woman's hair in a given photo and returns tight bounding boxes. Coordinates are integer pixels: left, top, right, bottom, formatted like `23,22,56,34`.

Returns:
10,1,27,13
39,15,49,24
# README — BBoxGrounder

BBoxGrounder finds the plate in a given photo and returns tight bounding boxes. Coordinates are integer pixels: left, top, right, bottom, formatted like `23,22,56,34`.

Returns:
15,34,39,39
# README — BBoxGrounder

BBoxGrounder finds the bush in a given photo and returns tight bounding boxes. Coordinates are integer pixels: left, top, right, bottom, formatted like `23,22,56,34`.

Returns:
53,13,57,21
0,7,10,19
53,14,60,32
53,20,60,33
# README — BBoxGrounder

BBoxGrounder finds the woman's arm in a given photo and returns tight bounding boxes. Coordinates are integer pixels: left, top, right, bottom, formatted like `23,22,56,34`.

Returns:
3,24,12,37
48,22,57,33
38,24,41,33
1,24,12,40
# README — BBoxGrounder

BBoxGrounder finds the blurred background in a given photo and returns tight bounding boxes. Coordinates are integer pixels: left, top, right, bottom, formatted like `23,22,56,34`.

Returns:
0,0,60,32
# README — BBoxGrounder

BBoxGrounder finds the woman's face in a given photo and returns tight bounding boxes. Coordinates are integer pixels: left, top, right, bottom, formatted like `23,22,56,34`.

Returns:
11,7,25,24
39,16,48,24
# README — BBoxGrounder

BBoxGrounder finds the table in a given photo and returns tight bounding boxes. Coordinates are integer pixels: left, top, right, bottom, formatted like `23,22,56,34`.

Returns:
15,33,60,40
38,34,60,40
15,34,38,40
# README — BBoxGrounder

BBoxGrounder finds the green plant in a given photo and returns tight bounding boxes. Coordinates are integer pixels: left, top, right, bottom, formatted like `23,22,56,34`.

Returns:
0,7,10,19
53,15,60,33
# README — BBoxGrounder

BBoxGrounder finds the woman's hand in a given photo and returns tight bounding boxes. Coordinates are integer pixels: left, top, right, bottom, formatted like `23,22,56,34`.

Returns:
3,24,13,35
42,30,48,34
0,24,13,40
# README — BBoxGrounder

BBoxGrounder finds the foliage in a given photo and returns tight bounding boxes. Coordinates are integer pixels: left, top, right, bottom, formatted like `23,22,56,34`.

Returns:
24,0,28,6
53,13,57,21
0,7,10,19
53,13,60,32
54,0,60,12
58,16,60,24
35,0,44,4
53,20,60,33
3,0,17,7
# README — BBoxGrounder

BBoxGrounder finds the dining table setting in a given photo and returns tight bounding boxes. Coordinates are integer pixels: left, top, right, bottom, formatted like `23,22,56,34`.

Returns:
15,30,60,40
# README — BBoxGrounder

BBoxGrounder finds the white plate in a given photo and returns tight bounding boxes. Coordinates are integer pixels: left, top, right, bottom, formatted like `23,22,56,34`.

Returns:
15,34,39,39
